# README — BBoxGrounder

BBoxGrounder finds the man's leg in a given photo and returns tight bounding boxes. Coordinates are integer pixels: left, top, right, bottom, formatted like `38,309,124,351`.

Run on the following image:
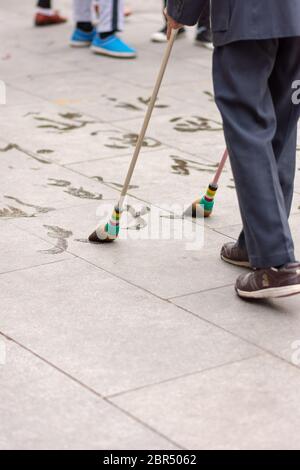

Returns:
214,40,295,268
237,38,300,253
91,0,136,58
270,38,300,214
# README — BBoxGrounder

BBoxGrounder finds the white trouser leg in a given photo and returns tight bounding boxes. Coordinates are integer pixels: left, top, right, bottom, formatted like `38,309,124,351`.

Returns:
73,0,93,22
96,0,124,33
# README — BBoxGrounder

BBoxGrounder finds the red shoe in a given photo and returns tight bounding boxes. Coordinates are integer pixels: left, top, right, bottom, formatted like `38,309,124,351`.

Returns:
34,11,67,27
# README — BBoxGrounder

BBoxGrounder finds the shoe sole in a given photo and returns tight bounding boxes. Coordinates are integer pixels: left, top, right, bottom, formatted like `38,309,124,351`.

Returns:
35,22,67,27
151,38,168,43
221,254,251,269
151,32,185,43
91,46,136,58
70,41,92,47
195,41,214,50
236,284,300,299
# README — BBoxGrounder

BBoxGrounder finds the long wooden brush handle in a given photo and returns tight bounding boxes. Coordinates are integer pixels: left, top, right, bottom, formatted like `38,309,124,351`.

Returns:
212,149,228,187
119,29,178,203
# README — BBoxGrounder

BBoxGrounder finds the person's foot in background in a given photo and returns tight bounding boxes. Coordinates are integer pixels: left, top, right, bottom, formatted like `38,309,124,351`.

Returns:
34,0,67,27
71,0,136,59
70,22,95,47
151,25,186,43
91,33,136,58
92,0,136,59
152,0,185,43
195,26,213,50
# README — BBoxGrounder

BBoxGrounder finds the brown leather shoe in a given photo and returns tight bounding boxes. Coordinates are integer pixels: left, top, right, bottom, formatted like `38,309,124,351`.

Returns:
35,11,67,27
221,242,251,268
236,263,300,299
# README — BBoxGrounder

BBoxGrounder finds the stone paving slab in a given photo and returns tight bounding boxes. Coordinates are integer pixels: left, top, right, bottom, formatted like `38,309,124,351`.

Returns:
1,0,300,451
0,146,118,216
0,220,71,274
67,147,231,200
87,46,206,90
11,200,244,298
112,355,300,450
215,212,300,259
0,34,76,81
0,257,258,398
0,340,177,450
172,282,300,368
9,71,177,123
66,147,300,232
0,101,156,165
67,147,242,227
113,112,227,163
0,338,55,389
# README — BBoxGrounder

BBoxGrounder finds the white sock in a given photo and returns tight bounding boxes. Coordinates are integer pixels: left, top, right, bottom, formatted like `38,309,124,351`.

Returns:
36,8,55,16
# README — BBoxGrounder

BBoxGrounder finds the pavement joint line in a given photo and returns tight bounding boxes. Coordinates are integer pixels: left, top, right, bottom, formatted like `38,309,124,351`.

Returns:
64,250,175,295
56,162,238,235
46,162,222,230
6,66,98,84
165,297,300,375
211,228,237,241
8,221,72,246
103,399,184,450
6,207,237,305
105,353,263,400
4,238,300,380
0,258,69,277
64,241,235,302
210,224,241,232
107,76,203,91
6,83,107,125
3,85,224,169
4,82,198,161
0,330,183,450
62,145,168,167
167,282,235,301
61,250,272,365
63,139,216,167
2,175,231,256
9,73,212,135
0,130,139,195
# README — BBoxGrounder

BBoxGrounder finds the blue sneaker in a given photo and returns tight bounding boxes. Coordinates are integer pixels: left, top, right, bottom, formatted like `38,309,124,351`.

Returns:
70,28,95,47
91,34,136,58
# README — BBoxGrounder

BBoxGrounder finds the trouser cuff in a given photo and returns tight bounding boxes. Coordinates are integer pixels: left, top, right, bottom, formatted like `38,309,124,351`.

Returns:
250,250,296,269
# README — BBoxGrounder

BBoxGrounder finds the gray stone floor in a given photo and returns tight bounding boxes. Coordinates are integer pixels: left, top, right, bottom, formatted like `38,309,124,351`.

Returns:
1,0,300,450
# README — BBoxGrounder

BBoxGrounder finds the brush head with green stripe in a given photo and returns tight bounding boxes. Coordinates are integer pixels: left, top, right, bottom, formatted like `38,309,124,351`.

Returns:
188,183,218,218
88,205,122,244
